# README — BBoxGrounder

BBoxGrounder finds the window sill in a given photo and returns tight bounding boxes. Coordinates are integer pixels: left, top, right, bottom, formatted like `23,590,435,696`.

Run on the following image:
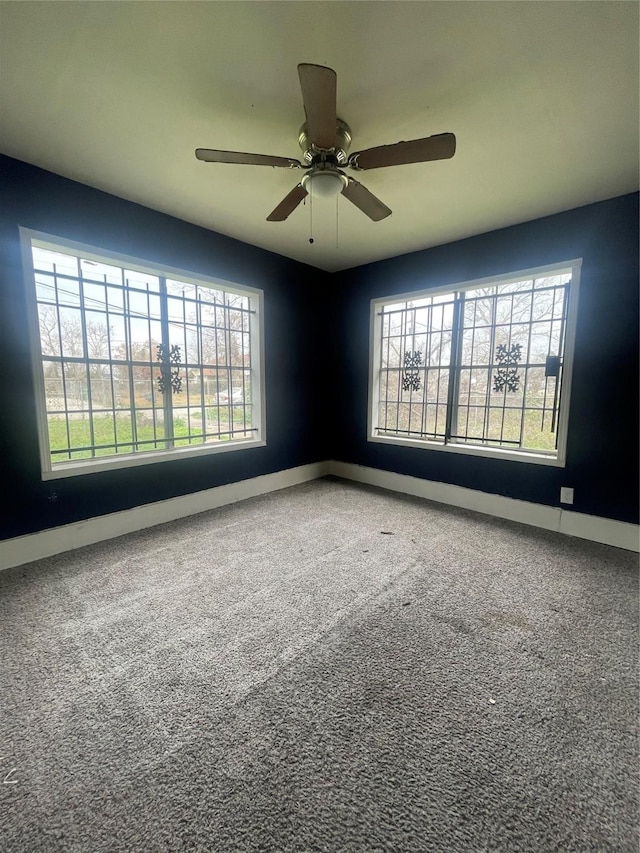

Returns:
41,437,267,480
368,434,565,467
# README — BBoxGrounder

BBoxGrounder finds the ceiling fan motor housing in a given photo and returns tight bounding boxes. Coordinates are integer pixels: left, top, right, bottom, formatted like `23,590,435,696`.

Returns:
298,118,352,164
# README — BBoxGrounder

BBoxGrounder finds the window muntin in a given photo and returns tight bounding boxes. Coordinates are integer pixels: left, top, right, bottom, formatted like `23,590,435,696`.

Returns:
370,262,580,464
22,231,264,477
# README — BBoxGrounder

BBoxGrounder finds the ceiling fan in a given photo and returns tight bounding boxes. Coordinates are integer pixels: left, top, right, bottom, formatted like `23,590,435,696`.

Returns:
195,63,456,222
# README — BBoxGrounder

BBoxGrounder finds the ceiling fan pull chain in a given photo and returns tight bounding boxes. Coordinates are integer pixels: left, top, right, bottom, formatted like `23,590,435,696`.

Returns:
336,193,339,249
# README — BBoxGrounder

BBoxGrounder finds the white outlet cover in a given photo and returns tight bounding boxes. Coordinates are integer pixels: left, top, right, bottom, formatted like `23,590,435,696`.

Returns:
560,487,574,504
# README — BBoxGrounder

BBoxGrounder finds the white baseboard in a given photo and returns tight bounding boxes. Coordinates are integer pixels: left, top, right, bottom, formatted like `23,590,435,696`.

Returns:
0,462,329,571
558,509,639,553
2,459,637,571
327,461,640,553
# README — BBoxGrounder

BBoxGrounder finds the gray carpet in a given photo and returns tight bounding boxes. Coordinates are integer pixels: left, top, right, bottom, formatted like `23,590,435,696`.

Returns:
1,476,638,852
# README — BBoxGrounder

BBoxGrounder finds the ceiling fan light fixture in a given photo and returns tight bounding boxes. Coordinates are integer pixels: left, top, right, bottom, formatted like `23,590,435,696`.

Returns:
302,169,348,198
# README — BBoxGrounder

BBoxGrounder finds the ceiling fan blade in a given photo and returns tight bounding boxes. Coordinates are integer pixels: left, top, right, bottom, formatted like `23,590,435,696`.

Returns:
348,133,456,170
266,183,309,221
195,149,302,168
341,178,392,222
297,63,337,150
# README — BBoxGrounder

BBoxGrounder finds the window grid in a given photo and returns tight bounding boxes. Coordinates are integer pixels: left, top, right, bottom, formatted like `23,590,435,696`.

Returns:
452,280,569,452
373,271,573,458
29,241,260,469
377,295,456,442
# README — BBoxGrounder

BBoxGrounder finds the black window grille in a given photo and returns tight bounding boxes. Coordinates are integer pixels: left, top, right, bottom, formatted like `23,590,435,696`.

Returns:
27,238,261,468
374,268,575,457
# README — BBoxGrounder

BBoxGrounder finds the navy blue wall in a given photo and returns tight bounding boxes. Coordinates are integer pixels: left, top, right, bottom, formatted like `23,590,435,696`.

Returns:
330,193,639,525
1,153,637,540
0,155,327,539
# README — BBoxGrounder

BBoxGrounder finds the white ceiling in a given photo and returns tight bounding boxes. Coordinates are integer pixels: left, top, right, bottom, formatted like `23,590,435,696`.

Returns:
1,2,638,273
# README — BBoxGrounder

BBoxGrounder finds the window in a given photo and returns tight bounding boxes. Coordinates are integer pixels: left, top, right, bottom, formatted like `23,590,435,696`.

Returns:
21,229,265,479
369,261,581,465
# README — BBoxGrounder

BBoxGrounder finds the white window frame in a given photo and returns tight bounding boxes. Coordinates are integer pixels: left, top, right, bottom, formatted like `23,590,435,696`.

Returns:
20,228,266,480
368,260,581,467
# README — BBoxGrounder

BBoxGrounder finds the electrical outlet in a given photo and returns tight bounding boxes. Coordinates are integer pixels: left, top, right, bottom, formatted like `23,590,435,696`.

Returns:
560,487,574,505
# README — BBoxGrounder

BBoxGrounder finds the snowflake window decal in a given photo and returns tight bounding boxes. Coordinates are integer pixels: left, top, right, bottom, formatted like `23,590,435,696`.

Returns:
402,350,423,392
493,343,522,393
156,344,183,395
